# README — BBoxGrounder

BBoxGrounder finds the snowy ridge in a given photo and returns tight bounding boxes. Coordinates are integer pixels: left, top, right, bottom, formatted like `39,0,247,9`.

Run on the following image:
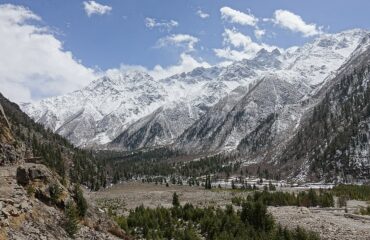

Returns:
22,29,369,149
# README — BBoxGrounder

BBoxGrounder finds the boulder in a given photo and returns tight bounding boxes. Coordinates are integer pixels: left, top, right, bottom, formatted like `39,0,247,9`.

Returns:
28,166,47,181
16,164,51,185
298,207,311,214
16,166,29,185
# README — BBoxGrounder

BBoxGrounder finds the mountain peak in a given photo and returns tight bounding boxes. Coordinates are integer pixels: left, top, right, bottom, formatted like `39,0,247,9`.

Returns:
22,28,369,148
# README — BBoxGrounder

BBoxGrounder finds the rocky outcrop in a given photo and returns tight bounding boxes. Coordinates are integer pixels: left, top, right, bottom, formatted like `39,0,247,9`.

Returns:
1,163,128,240
0,102,21,166
16,164,52,185
0,103,13,143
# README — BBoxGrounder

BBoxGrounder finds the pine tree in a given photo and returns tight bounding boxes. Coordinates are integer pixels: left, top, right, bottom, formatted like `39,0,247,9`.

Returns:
64,201,79,237
74,184,88,217
172,192,180,207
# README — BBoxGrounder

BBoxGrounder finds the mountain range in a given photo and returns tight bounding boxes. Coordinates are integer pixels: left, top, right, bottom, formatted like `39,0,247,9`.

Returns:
22,29,370,181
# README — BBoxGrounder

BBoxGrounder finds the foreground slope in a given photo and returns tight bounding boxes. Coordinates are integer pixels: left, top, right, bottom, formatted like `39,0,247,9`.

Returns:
0,93,128,239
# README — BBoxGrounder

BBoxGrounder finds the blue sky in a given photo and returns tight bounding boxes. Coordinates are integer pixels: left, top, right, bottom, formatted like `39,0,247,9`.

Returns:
0,0,370,102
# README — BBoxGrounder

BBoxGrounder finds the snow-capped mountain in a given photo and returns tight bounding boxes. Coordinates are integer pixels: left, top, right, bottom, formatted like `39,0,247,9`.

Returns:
22,29,369,151
175,29,370,153
274,34,370,181
22,71,167,147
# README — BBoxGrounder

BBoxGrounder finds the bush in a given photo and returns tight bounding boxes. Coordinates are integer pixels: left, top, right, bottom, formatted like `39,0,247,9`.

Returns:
49,183,62,204
338,196,348,208
359,206,370,215
240,200,274,231
268,181,276,191
114,215,128,232
27,185,35,197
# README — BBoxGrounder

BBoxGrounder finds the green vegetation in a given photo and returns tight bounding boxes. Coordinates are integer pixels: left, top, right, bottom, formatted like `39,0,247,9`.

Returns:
100,149,243,183
359,206,370,215
172,192,180,207
332,184,370,201
204,175,212,189
26,185,35,197
49,183,62,204
112,194,320,240
64,201,79,237
73,184,88,217
232,189,334,208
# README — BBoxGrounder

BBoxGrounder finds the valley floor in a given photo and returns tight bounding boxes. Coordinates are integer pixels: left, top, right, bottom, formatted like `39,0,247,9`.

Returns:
89,182,370,240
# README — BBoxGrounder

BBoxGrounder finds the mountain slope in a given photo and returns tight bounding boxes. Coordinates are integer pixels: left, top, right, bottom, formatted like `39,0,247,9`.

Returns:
175,30,369,154
271,35,370,182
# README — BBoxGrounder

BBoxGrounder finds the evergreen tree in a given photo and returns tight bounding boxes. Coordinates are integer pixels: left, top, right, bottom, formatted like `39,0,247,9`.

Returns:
74,184,88,217
172,192,180,207
64,201,79,237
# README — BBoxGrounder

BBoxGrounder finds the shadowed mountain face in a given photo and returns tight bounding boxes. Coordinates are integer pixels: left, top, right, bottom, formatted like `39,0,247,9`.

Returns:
272,39,370,182
175,76,306,153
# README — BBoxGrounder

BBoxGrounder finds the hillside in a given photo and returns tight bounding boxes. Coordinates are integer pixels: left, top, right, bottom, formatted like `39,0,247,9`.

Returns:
272,36,370,182
0,93,128,239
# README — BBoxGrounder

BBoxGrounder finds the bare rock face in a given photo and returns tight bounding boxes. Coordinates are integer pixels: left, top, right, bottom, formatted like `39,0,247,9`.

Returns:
16,164,51,186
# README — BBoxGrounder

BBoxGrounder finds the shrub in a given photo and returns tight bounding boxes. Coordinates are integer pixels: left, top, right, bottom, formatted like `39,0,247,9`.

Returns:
338,196,348,208
27,185,35,197
49,183,62,204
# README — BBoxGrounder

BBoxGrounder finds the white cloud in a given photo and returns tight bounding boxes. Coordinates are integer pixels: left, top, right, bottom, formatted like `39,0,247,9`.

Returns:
150,53,210,79
214,28,278,61
83,1,112,17
220,6,258,27
0,4,98,103
272,9,322,37
145,17,178,32
157,34,199,52
107,53,210,80
254,29,266,39
196,9,210,19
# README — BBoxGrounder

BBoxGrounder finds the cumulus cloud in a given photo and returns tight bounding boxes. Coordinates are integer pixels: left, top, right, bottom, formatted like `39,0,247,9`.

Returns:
196,9,210,19
220,6,258,27
254,29,266,39
150,53,210,79
157,34,199,52
107,53,210,80
83,1,112,17
145,17,178,32
272,9,323,37
214,28,278,61
0,4,98,103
